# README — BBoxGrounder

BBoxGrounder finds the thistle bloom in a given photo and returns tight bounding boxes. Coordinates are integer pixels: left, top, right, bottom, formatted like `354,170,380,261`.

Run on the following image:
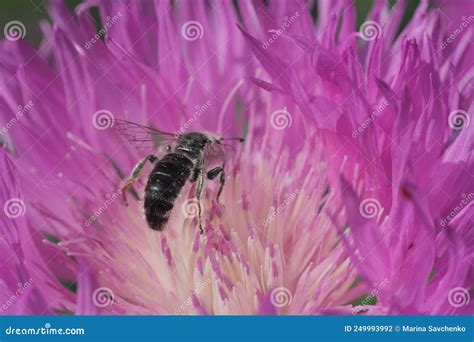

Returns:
0,0,472,315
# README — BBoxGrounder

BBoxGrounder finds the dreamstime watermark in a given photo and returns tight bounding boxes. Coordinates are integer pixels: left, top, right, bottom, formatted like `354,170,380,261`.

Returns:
448,109,470,131
262,189,299,227
440,193,473,227
262,11,300,49
181,198,200,219
92,287,114,307
5,323,85,336
3,197,26,219
0,278,34,313
447,287,470,308
84,190,122,227
358,20,382,41
270,108,292,130
270,287,293,308
352,278,389,314
84,11,123,49
174,100,212,137
174,278,211,314
440,16,474,50
352,100,389,138
92,109,115,130
3,20,26,41
359,197,382,219
181,21,204,41
1,101,34,135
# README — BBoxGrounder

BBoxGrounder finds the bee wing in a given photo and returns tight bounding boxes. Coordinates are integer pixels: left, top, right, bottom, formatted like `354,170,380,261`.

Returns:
112,119,178,150
203,143,236,166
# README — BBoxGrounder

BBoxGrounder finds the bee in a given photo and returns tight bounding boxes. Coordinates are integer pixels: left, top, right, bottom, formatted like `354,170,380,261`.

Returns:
113,119,244,234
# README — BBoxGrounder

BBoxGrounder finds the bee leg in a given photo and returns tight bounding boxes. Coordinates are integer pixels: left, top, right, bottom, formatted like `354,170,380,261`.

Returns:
191,158,203,183
120,154,157,206
195,170,205,234
207,164,225,203
191,168,201,183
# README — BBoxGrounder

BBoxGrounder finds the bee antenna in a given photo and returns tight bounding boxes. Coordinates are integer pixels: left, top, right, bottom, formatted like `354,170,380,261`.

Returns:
221,137,245,142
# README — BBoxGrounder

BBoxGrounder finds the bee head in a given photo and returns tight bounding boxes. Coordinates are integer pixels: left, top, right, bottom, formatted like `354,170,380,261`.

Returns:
178,132,214,149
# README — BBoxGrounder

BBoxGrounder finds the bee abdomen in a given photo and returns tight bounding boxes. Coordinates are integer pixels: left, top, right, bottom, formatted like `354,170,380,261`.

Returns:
144,195,174,231
144,153,193,231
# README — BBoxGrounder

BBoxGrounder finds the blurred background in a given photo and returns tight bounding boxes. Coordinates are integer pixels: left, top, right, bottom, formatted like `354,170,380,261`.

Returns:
1,0,422,48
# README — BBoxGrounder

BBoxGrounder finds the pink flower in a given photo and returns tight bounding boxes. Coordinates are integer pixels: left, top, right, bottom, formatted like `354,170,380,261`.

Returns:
0,0,472,315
